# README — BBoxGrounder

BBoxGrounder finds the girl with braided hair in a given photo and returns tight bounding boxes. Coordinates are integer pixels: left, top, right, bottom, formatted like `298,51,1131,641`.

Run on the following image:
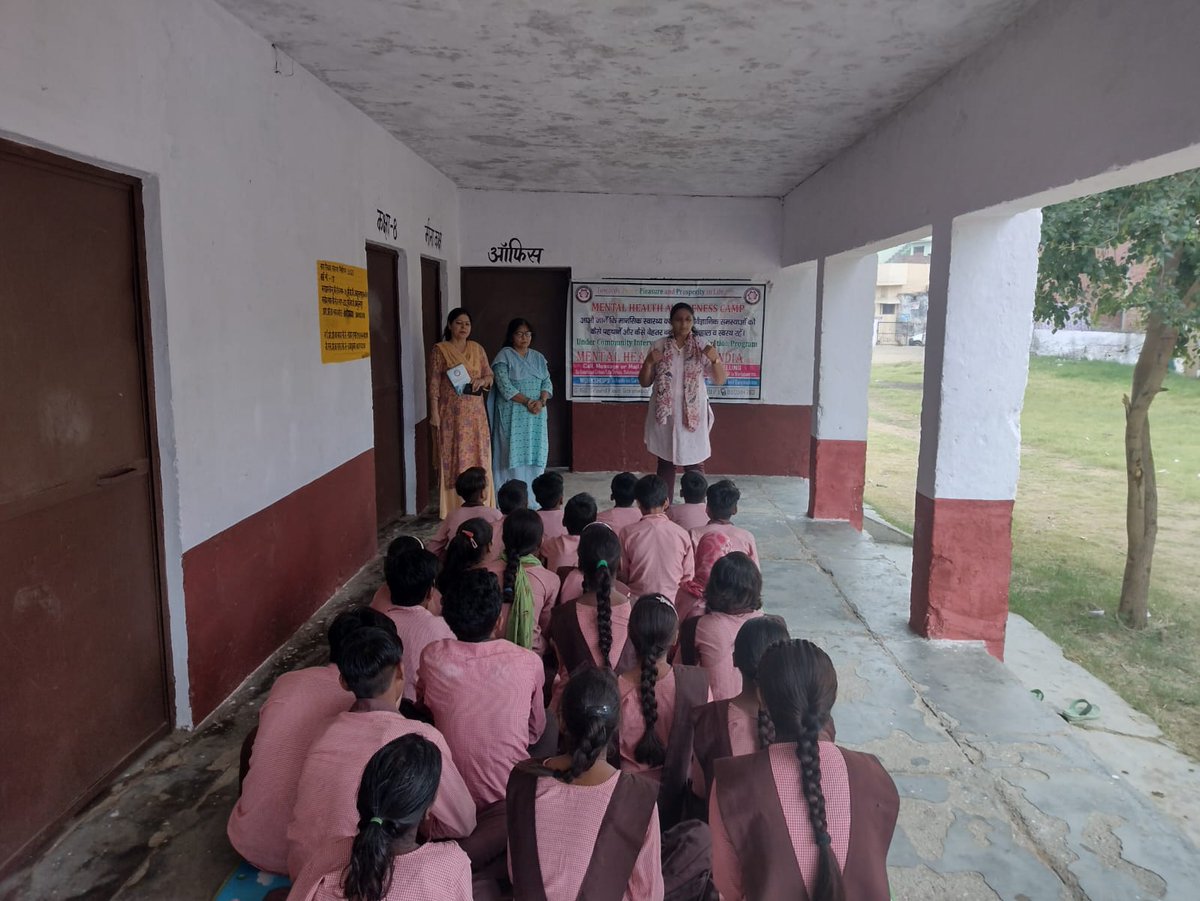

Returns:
482,508,559,653
506,666,664,900
680,551,765,701
618,595,711,829
690,615,790,805
435,518,493,600
710,640,898,901
288,734,471,900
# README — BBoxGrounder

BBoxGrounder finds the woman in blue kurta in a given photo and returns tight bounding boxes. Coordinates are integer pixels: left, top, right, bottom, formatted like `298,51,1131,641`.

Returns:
489,317,553,505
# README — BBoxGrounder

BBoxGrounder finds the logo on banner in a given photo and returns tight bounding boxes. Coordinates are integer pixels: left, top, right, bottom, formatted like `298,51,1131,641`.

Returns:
743,287,762,304
575,285,593,303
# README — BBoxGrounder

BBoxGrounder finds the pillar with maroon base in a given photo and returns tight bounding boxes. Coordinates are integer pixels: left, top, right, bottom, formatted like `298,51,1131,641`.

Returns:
808,253,877,529
909,210,1042,658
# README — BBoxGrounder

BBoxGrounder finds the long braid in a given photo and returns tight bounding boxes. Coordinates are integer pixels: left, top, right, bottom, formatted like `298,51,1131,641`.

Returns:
634,642,667,766
558,716,609,784
757,708,776,750
796,705,841,901
594,563,614,668
629,595,677,768
502,549,520,605
555,667,619,784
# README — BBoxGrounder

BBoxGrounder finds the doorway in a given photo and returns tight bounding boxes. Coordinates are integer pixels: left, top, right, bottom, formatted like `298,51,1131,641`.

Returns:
460,268,572,467
367,246,405,528
416,257,443,512
0,140,171,876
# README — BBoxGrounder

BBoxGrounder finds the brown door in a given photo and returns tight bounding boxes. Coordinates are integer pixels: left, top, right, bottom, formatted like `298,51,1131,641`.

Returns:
367,246,405,527
0,141,170,876
416,257,443,511
461,268,572,467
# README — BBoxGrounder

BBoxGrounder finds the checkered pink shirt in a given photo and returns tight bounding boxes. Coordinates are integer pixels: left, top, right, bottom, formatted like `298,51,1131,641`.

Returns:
694,610,764,701
286,711,476,878
541,533,580,574
689,522,759,565
596,506,642,530
383,604,455,702
481,559,561,654
427,504,503,557
549,600,633,713
289,835,473,901
618,669,676,777
667,502,710,532
226,665,352,874
513,770,664,901
619,514,695,600
710,742,851,901
418,639,546,807
538,508,568,542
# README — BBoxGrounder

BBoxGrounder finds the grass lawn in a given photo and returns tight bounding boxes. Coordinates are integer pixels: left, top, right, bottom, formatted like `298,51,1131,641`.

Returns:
866,353,1200,758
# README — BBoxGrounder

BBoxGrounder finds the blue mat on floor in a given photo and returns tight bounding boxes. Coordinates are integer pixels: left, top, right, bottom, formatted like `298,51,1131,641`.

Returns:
213,860,291,901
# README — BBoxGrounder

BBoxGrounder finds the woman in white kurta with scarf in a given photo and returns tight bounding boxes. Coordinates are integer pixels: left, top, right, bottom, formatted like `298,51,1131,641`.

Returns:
639,302,728,500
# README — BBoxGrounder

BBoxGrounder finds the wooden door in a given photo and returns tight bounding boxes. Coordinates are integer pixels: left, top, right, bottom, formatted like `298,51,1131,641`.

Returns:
461,268,572,467
416,257,443,511
367,246,404,527
0,141,170,876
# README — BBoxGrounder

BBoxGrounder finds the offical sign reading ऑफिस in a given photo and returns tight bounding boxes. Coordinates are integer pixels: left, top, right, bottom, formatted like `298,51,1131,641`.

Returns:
569,280,766,401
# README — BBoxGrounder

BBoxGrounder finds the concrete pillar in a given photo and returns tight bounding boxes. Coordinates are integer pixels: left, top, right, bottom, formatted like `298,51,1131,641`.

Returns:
909,210,1042,658
808,253,877,529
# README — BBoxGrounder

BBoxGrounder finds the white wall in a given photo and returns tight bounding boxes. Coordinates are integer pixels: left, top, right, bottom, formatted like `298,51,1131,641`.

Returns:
0,0,460,724
783,0,1200,264
1030,328,1146,366
458,189,813,405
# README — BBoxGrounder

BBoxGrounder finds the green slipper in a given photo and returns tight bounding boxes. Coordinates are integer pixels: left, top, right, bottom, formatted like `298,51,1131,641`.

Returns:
1061,699,1100,722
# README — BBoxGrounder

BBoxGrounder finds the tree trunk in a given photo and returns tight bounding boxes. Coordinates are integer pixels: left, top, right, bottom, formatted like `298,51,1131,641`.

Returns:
1118,312,1177,628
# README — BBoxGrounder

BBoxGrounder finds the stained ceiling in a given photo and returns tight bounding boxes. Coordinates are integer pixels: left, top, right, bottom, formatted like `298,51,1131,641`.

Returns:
217,0,1041,197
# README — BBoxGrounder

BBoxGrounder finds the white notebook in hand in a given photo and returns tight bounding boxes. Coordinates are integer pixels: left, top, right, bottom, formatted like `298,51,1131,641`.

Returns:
446,363,471,395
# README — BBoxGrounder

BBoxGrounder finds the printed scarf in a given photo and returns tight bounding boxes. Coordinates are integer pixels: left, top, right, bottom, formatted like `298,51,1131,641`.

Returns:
503,553,542,649
653,335,706,432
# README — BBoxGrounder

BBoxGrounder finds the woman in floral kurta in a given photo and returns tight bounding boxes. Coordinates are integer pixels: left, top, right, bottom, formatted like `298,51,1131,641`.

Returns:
489,317,553,504
429,308,494,517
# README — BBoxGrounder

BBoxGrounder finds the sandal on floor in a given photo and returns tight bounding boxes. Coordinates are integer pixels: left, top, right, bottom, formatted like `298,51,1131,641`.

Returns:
1061,698,1100,723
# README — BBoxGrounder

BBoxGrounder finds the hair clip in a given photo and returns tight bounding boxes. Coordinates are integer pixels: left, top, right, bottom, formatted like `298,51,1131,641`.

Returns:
461,529,477,549
369,816,385,826
652,594,675,608
585,703,614,717
414,537,425,549
594,559,609,569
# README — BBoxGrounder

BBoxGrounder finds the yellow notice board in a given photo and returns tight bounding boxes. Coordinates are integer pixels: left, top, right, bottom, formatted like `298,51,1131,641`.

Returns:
317,260,370,363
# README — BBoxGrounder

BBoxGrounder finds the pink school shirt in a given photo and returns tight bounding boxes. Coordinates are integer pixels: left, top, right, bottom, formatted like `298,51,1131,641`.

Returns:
518,770,664,901
549,601,633,713
427,504,503,557
619,514,695,600
710,742,851,901
286,711,475,878
226,664,351,875
538,508,568,542
482,559,561,654
418,639,546,807
289,835,472,901
618,669,677,777
383,604,455,702
695,610,764,701
667,502,710,532
690,522,759,565
541,533,580,575
596,506,642,531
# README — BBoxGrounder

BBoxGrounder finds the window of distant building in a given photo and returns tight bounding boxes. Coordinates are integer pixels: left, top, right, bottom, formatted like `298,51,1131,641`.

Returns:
880,303,897,315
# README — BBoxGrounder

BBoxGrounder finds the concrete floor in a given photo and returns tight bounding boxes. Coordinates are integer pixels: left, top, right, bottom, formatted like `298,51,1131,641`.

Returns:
5,473,1199,900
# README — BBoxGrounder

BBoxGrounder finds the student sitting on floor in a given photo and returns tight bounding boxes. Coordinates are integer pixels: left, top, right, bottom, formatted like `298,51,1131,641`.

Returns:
427,467,502,558
420,569,554,811
380,548,453,704
595,471,642,531
691,616,791,804
227,607,394,875
674,531,735,623
541,492,596,576
370,535,425,611
481,508,560,653
435,518,494,603
710,640,899,900
506,666,665,901
532,471,567,542
679,552,765,702
668,471,710,532
618,595,711,829
285,627,475,878
690,479,759,564
287,734,472,901
497,478,529,516
550,523,636,676
619,474,695,600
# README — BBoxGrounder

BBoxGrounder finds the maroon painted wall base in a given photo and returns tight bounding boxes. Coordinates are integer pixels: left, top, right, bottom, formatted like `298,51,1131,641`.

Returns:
182,450,377,720
909,491,1014,659
807,437,867,529
570,402,812,477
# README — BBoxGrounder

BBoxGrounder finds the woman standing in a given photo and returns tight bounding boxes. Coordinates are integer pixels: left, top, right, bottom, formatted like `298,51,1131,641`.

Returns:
488,317,552,499
638,302,727,500
428,308,494,517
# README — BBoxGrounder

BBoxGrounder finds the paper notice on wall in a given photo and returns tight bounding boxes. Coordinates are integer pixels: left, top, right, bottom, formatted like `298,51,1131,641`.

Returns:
569,281,766,401
317,260,370,364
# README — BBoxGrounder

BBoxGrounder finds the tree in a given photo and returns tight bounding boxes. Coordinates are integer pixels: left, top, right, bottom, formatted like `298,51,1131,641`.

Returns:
1035,170,1200,629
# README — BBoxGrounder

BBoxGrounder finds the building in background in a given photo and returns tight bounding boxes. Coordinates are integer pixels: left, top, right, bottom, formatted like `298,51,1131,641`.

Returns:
875,239,931,345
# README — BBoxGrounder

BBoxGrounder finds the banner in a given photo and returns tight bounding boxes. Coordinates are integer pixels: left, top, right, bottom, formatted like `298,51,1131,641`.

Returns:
317,260,370,364
569,280,765,401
